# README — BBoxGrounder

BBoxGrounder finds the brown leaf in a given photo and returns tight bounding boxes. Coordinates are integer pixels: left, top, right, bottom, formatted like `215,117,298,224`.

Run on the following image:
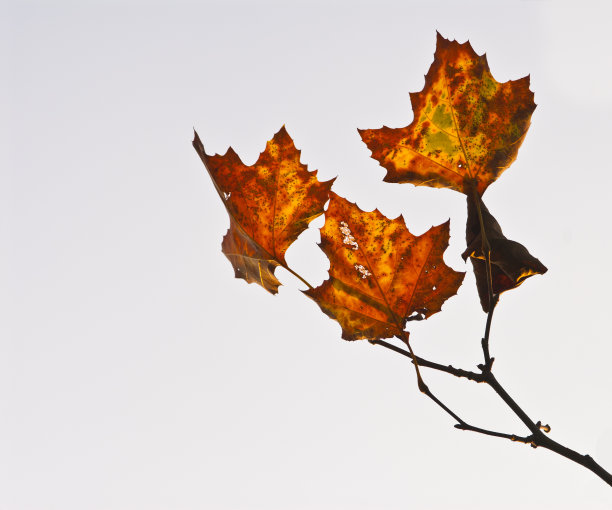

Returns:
193,127,335,294
305,193,465,341
462,194,547,312
359,32,536,195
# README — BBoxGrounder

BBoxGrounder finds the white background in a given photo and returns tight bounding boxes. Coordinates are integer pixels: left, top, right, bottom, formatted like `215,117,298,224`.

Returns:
3,0,612,508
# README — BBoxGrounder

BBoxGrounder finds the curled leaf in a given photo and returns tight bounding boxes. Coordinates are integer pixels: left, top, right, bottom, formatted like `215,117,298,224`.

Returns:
462,194,547,312
305,193,465,341
193,127,335,294
359,33,535,195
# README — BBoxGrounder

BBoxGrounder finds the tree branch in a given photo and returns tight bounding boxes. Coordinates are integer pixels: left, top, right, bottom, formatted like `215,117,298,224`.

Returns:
371,337,612,486
370,340,535,448
481,370,612,487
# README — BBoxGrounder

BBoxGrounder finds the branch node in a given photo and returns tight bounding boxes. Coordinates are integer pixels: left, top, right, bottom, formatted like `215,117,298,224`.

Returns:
418,379,429,394
537,421,551,433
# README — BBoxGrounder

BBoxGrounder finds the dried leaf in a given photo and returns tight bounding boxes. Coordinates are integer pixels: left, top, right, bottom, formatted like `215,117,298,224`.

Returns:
193,127,335,294
359,33,535,195
305,193,464,340
462,194,547,312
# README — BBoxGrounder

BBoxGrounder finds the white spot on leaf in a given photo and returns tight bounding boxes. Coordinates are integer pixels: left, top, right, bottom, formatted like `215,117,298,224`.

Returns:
339,221,359,250
354,264,371,279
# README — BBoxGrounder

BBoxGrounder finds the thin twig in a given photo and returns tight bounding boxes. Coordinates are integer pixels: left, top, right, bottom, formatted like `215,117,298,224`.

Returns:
454,423,534,445
421,384,537,448
370,340,484,382
421,385,465,423
479,298,497,371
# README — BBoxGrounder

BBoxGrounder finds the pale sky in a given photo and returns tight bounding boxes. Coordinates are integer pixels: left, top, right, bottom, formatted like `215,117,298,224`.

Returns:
3,1,612,508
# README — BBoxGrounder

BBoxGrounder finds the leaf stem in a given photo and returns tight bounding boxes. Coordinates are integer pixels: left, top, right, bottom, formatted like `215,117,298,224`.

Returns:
282,264,314,290
397,332,427,391
471,187,497,369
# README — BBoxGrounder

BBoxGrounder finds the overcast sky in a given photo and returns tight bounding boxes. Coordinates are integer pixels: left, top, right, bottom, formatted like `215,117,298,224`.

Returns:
3,0,612,508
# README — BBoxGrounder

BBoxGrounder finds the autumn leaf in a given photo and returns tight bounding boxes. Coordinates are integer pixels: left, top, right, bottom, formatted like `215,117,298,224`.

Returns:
305,193,465,341
462,194,547,312
359,32,535,195
193,127,335,294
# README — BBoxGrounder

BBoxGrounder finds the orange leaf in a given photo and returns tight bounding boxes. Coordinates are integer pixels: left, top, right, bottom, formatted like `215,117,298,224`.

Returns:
359,33,535,195
193,127,335,294
305,193,464,341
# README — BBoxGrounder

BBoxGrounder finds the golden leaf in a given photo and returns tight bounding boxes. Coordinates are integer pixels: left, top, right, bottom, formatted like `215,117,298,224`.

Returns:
359,33,536,195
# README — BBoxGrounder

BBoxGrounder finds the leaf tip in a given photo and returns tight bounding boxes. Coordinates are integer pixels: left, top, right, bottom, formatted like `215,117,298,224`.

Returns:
224,145,239,159
324,175,338,189
270,125,292,148
192,129,204,150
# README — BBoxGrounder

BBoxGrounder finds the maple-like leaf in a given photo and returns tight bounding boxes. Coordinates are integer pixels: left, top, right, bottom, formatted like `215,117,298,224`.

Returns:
462,194,547,312
359,33,536,195
193,127,335,294
305,193,465,341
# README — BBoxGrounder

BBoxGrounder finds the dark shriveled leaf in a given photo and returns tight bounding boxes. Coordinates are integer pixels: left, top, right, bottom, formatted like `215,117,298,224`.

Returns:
305,193,465,340
462,194,547,312
193,127,335,294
